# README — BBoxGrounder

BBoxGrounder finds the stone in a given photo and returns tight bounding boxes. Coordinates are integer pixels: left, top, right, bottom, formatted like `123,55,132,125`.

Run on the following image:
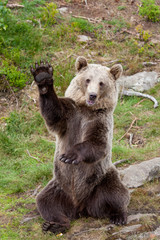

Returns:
112,224,142,236
58,7,68,15
127,213,156,224
127,226,160,240
154,226,160,236
77,35,92,42
117,71,159,92
120,158,160,188
142,62,157,67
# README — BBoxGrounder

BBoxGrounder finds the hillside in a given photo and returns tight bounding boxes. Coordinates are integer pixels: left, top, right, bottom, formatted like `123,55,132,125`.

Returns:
0,0,160,239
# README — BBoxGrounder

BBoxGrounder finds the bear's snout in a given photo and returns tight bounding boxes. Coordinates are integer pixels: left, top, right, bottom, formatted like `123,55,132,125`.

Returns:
89,93,97,101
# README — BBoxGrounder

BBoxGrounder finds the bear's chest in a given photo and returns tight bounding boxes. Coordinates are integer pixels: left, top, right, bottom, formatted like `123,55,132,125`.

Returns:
65,110,94,146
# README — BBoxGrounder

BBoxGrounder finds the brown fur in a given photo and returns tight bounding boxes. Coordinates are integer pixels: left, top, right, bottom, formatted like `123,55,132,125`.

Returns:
30,58,130,234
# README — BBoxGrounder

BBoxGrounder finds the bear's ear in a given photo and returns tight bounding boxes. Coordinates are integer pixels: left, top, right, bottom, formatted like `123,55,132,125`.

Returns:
110,64,123,80
75,56,88,71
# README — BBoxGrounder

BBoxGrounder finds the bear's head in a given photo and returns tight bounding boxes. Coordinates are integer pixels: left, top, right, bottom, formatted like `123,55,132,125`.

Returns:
65,56,123,111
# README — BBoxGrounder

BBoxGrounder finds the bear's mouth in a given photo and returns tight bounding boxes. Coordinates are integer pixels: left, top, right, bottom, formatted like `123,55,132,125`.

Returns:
86,100,96,106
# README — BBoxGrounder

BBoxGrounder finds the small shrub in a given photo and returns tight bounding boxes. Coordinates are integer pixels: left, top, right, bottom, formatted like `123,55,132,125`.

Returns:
70,17,95,33
40,2,58,25
0,59,27,90
139,0,160,22
135,25,152,42
0,0,11,31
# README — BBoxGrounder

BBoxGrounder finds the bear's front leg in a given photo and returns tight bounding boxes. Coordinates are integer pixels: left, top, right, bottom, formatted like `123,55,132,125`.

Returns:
59,122,107,165
30,61,65,131
59,140,106,165
31,61,54,95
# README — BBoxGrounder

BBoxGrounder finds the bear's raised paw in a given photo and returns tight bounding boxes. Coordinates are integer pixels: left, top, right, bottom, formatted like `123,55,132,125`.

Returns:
30,61,53,94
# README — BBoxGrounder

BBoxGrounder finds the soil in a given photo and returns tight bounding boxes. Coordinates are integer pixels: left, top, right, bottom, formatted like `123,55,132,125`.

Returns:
55,0,160,35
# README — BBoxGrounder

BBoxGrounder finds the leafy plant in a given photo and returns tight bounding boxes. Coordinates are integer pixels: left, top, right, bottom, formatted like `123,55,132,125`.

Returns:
135,25,152,42
40,2,58,25
0,0,11,31
139,0,160,22
70,17,95,33
0,59,27,90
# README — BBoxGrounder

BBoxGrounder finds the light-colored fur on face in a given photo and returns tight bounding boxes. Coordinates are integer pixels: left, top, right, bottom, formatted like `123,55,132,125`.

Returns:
65,57,123,111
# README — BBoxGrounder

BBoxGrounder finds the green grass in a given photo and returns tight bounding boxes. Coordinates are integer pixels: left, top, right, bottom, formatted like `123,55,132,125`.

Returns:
0,110,54,194
106,17,130,33
112,83,160,163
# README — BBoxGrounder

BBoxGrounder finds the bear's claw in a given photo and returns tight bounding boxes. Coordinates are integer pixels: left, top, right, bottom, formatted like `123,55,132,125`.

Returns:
110,212,127,225
42,221,67,234
30,61,53,84
59,153,81,165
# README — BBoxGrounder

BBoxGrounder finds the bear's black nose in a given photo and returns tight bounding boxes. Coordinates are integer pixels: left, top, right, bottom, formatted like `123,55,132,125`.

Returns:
89,93,97,101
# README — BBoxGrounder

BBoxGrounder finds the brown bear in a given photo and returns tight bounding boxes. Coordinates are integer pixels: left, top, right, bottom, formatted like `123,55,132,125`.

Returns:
30,57,130,234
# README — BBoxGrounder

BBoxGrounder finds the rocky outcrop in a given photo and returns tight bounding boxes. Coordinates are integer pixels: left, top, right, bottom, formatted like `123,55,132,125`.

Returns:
120,157,160,188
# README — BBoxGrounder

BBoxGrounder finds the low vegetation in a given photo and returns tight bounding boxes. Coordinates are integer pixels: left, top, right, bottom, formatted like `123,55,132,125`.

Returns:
0,0,160,239
139,0,160,22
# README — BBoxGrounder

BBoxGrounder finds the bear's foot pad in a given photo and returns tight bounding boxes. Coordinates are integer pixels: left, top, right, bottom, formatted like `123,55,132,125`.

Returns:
30,61,53,85
42,221,67,234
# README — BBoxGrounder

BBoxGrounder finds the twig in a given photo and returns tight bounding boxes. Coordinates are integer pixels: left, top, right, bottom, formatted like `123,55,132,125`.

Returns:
122,90,159,108
30,185,41,197
3,76,19,108
72,14,101,23
7,4,24,8
105,59,120,66
30,81,35,90
129,133,133,148
143,62,157,67
114,159,130,166
25,93,36,104
134,99,145,107
21,215,39,224
26,149,42,163
37,19,42,29
118,117,138,142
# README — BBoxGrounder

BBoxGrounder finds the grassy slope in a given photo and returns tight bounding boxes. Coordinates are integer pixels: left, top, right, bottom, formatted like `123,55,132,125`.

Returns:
0,0,160,239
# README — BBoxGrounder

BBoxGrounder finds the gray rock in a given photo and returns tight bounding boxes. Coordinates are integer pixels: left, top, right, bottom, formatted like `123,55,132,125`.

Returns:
113,224,142,236
127,213,156,223
77,35,92,42
154,226,160,236
58,7,68,15
127,226,160,240
117,71,159,92
120,158,160,188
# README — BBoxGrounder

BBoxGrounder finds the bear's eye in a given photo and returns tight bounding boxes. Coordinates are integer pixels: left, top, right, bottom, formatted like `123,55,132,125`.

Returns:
99,82,104,87
86,79,90,84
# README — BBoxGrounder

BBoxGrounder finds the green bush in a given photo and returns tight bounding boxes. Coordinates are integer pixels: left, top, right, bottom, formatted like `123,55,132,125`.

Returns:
139,0,160,22
40,2,58,25
0,59,27,90
0,0,10,31
70,17,95,33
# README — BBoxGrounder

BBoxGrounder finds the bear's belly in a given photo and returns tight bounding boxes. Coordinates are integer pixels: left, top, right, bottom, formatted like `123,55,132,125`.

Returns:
54,159,108,206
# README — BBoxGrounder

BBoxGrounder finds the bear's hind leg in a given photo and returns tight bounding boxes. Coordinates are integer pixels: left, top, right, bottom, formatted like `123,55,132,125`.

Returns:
36,180,76,234
86,167,130,225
